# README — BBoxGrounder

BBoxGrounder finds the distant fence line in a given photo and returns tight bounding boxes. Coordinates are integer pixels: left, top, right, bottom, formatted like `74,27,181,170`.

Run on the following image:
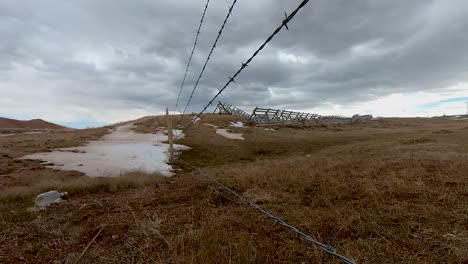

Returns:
215,102,355,125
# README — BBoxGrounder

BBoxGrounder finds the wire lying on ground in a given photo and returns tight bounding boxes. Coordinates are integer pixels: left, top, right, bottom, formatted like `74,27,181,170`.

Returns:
182,160,356,264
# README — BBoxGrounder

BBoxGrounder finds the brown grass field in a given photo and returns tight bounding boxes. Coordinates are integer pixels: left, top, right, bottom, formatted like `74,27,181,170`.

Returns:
0,115,467,263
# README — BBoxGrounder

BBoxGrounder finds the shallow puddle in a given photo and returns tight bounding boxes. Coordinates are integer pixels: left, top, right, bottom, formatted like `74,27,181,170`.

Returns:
21,125,188,177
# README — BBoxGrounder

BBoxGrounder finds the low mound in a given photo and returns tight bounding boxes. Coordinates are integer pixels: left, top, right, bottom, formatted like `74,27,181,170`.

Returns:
0,117,65,129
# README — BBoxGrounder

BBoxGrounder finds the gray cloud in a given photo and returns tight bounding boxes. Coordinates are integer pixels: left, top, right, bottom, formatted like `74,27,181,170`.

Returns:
1,0,468,126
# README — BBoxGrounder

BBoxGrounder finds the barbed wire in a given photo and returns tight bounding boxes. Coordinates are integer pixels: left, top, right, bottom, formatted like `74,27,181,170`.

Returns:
170,2,354,262
174,0,211,114
178,0,239,125
180,0,311,133
182,160,356,264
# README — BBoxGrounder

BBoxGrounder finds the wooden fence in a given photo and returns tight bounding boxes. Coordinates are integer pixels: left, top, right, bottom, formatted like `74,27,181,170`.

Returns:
249,107,351,125
214,102,251,119
215,102,352,125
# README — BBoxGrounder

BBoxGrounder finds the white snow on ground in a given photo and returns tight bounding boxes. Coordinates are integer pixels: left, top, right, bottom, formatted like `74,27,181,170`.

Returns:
21,125,189,177
229,121,246,128
264,128,276,131
163,129,184,139
192,116,201,123
216,129,244,140
173,129,184,139
203,123,244,140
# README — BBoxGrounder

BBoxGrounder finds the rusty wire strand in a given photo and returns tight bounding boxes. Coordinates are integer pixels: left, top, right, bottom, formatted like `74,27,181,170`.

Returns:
174,0,211,114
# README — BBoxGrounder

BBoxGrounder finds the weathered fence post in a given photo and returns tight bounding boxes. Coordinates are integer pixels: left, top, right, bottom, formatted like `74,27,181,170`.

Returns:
166,108,174,163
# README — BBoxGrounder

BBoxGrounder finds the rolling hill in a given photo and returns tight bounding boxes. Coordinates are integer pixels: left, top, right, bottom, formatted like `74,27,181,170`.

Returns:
0,117,65,129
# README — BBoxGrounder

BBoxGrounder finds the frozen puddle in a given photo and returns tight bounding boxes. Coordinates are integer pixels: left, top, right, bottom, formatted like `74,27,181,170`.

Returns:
21,124,189,177
216,129,244,140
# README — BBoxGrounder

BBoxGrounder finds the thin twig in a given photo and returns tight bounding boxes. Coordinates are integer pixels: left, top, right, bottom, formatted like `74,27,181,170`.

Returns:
75,225,107,264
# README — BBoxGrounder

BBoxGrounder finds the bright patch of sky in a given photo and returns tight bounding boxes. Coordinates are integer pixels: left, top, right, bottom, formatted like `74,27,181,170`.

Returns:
302,84,468,117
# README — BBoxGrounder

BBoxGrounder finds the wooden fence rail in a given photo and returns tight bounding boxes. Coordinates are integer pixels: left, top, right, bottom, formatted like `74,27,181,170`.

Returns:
214,102,251,119
249,107,352,125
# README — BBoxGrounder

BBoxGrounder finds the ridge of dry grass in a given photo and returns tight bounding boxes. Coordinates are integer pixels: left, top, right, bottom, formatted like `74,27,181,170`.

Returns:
0,171,165,202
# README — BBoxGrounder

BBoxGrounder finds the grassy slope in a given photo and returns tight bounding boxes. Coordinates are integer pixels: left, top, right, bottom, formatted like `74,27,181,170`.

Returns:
0,115,467,263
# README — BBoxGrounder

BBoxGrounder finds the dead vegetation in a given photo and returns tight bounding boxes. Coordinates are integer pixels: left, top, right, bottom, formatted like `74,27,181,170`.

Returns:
0,115,467,263
0,171,163,202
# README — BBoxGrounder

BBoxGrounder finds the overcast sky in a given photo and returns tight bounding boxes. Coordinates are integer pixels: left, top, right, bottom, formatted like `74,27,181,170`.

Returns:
1,0,468,128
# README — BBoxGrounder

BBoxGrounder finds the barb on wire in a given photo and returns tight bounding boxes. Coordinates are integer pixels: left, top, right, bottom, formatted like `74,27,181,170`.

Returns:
178,0,239,125
174,0,211,114
182,161,356,264
182,0,310,133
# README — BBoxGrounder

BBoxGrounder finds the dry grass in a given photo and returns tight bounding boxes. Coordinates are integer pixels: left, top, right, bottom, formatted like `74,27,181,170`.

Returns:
0,170,164,202
0,115,467,263
208,142,468,263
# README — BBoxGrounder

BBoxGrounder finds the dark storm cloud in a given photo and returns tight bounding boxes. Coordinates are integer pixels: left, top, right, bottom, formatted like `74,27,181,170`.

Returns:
1,0,467,124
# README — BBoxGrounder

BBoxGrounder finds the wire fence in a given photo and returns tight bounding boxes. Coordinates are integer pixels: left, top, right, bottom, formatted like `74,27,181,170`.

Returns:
182,160,356,264
178,0,239,125
180,0,311,133
169,1,356,262
174,0,211,114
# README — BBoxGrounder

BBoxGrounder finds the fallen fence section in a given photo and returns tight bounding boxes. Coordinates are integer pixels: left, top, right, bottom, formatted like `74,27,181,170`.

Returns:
250,107,352,125
214,102,371,126
183,160,356,264
214,102,251,119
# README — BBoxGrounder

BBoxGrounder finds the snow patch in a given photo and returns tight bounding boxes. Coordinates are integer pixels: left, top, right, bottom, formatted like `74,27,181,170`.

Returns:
21,125,189,177
163,129,184,139
204,123,218,128
216,129,244,140
264,128,276,131
229,121,246,128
